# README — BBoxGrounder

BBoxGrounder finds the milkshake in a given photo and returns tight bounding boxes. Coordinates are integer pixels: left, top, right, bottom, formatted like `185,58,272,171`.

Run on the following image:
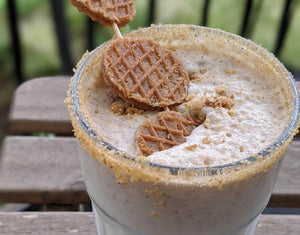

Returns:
66,25,300,235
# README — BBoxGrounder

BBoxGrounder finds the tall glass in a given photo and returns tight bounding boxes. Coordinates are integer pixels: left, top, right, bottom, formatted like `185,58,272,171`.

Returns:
67,25,300,235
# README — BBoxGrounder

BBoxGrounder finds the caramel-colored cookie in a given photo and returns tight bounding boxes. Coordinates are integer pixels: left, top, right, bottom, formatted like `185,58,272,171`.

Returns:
136,111,201,156
102,37,189,110
69,0,135,27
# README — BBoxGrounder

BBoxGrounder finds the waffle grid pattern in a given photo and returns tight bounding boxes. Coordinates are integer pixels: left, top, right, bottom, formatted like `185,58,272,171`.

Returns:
99,0,133,19
70,0,135,27
137,111,198,156
104,38,188,108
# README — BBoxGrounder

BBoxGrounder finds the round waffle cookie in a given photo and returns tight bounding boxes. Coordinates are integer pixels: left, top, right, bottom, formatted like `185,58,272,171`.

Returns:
136,111,201,156
102,37,190,110
69,0,136,27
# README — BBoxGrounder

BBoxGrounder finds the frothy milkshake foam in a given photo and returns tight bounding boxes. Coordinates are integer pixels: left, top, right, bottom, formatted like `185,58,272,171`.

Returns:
80,28,287,168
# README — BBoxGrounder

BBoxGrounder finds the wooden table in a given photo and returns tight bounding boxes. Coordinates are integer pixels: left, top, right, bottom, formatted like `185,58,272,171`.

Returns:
0,76,299,234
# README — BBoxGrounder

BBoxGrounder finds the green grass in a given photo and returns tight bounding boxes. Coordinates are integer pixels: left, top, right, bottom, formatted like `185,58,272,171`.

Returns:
0,0,299,86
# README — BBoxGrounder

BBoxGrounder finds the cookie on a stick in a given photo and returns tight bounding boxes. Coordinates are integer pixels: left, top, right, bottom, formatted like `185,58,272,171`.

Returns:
69,0,136,28
136,111,202,156
102,37,190,110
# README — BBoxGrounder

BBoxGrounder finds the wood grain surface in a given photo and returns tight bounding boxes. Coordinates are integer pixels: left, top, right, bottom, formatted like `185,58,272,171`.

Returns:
0,136,89,204
0,136,299,207
9,76,72,134
0,212,299,235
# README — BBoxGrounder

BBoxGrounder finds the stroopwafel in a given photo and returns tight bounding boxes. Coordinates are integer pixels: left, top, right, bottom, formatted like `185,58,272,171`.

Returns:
102,37,190,110
136,111,202,156
69,0,135,27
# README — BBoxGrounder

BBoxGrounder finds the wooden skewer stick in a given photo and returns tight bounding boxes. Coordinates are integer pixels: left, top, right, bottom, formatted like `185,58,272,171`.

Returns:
112,22,123,39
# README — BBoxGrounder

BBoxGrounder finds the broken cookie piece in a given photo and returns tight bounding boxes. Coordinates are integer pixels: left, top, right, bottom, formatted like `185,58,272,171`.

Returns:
136,111,200,156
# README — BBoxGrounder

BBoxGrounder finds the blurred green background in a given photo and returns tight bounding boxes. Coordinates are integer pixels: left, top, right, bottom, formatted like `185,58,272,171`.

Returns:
0,0,300,144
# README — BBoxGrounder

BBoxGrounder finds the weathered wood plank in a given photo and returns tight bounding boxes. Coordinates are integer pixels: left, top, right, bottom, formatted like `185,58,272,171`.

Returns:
0,212,95,235
255,214,300,235
268,138,300,207
9,76,72,135
0,136,89,204
0,136,299,206
8,78,300,135
0,212,299,235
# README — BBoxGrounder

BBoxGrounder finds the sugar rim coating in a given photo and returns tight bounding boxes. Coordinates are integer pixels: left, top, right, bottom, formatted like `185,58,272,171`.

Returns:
66,24,300,187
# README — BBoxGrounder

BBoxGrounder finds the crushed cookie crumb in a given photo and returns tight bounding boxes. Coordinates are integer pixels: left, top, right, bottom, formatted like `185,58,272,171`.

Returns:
226,133,232,137
151,212,159,218
185,144,198,151
202,137,212,144
110,102,125,115
111,102,144,116
154,201,167,208
190,72,201,81
224,68,236,75
185,95,206,111
199,68,207,74
204,119,212,129
228,109,235,117
204,96,234,109
215,86,228,95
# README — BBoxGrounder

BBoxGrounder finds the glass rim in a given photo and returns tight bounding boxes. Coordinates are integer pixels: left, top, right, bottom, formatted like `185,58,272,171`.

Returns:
70,25,300,175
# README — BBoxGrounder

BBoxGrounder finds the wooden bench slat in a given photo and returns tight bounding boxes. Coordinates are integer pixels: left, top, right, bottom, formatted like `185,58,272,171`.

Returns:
8,77,300,136
0,212,299,235
0,136,299,206
268,138,300,207
0,136,89,204
255,214,300,235
9,76,72,135
0,212,95,235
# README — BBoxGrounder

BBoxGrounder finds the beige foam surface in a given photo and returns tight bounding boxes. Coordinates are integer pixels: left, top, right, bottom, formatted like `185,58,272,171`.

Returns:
67,25,299,185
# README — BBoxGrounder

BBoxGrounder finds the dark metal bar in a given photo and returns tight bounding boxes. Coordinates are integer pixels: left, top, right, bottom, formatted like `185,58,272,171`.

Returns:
246,0,264,38
240,0,253,37
49,0,73,75
7,0,24,84
147,0,156,26
86,17,94,51
201,0,210,26
274,0,294,57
